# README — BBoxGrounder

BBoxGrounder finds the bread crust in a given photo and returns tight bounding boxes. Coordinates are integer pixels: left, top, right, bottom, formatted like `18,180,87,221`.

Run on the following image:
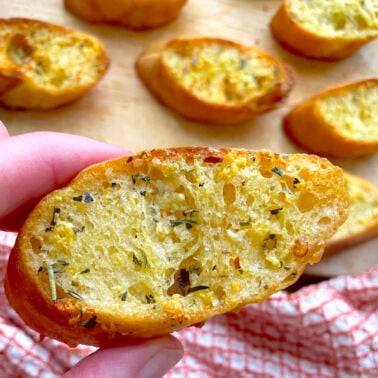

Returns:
270,0,378,60
283,79,378,158
64,0,188,30
325,172,378,256
5,147,348,347
0,18,109,110
135,37,294,125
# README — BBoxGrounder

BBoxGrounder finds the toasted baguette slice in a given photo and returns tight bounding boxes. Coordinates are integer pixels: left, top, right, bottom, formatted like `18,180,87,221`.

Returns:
5,148,348,347
64,0,188,30
270,0,378,60
325,172,378,256
283,79,378,158
135,37,294,124
0,18,109,110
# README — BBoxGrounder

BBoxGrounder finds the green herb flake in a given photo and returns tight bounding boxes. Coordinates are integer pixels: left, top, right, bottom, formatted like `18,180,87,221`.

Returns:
121,291,128,302
132,253,143,267
170,219,199,228
73,192,94,203
188,285,210,293
45,207,60,231
53,260,69,267
72,226,84,234
132,173,151,184
47,264,57,303
140,249,150,268
239,58,247,69
66,290,84,301
272,167,284,176
262,234,278,250
182,209,199,217
79,268,90,274
145,294,156,304
53,269,65,274
239,219,251,227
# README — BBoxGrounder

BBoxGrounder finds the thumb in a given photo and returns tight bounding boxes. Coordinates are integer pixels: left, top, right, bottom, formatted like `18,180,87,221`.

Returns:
62,336,183,378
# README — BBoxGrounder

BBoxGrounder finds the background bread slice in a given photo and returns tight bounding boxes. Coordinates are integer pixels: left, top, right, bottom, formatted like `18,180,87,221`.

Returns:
325,172,378,256
283,79,378,158
136,37,294,124
270,0,378,60
64,0,188,30
0,18,109,110
5,147,348,347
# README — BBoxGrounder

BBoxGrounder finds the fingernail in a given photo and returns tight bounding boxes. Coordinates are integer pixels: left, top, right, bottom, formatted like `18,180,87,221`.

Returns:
138,340,183,378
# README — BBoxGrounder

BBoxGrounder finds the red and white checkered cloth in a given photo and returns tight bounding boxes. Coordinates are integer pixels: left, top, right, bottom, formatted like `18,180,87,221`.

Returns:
1,230,377,377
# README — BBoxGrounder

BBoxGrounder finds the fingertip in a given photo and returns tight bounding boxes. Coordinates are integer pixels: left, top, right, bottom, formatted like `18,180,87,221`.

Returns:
63,336,183,378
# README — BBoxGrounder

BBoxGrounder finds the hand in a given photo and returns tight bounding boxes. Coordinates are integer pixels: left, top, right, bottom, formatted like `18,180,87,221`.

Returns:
0,121,183,377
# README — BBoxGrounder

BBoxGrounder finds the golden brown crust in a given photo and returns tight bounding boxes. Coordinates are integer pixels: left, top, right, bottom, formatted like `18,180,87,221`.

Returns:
270,0,378,60
5,147,348,347
64,0,188,30
283,79,378,158
135,37,294,125
0,18,109,110
324,172,378,257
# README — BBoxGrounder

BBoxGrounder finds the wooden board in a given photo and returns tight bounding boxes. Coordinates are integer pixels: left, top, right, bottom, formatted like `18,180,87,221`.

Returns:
1,0,377,277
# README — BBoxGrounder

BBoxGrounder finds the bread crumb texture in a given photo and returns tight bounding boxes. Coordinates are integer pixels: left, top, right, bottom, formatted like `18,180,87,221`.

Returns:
331,173,378,241
164,40,285,104
6,148,348,345
0,18,108,109
290,0,378,37
318,81,378,141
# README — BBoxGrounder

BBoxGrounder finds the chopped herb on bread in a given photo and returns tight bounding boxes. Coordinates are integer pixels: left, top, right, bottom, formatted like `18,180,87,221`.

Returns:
283,79,378,158
5,147,348,347
0,18,109,109
136,37,294,124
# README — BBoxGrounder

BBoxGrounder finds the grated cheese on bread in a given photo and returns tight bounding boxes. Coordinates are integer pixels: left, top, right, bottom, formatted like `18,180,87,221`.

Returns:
135,37,294,124
283,79,378,158
64,0,188,30
0,18,109,110
5,147,348,347
325,172,378,256
270,0,378,60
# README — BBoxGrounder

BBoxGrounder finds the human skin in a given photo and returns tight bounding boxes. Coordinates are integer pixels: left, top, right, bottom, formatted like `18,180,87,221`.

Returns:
0,121,183,377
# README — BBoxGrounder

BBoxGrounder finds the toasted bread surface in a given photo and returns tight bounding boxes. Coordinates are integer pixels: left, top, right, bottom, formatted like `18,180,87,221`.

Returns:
270,0,378,60
0,18,109,109
136,37,294,124
5,148,348,347
64,0,188,30
325,172,378,256
283,79,378,158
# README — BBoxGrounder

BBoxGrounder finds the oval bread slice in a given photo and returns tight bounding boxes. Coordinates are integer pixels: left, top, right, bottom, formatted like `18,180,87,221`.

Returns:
283,79,378,158
64,0,188,30
270,0,378,60
0,18,109,110
5,148,348,347
135,37,294,124
325,172,378,256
